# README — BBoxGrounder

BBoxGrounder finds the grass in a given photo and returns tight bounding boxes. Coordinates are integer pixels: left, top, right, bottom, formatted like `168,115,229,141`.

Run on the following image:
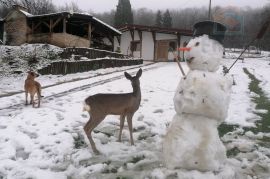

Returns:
243,68,270,134
218,68,270,157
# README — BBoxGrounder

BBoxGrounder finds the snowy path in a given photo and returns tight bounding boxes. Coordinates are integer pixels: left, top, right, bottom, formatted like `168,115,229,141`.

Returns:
0,62,183,178
0,63,162,111
0,58,270,179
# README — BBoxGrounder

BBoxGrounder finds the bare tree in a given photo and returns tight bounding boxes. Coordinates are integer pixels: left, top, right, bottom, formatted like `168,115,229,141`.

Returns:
58,2,82,13
0,0,56,15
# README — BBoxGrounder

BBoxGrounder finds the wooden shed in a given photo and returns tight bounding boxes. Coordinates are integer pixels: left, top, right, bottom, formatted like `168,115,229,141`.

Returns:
2,5,121,51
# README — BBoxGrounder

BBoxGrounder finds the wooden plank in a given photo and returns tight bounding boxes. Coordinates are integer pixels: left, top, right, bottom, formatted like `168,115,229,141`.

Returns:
138,30,142,58
50,19,53,33
88,23,92,47
52,17,63,29
152,31,156,60
177,33,181,61
63,17,66,33
33,21,42,31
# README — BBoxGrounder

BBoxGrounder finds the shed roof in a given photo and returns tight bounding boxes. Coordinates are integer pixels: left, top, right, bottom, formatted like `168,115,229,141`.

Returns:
17,10,121,35
118,24,192,36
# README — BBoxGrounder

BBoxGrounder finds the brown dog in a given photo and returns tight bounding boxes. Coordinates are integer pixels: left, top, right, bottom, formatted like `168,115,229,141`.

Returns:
24,71,42,108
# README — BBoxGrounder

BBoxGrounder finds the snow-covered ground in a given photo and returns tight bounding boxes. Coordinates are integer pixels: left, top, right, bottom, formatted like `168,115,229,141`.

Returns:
0,54,270,178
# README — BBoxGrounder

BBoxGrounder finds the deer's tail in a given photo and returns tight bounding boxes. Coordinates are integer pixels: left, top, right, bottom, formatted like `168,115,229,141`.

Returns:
83,102,91,112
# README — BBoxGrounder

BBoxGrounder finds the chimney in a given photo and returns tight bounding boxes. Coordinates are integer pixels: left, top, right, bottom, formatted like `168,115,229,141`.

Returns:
12,4,28,12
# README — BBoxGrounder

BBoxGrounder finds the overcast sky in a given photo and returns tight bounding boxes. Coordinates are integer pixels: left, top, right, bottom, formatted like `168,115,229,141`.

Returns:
54,0,270,13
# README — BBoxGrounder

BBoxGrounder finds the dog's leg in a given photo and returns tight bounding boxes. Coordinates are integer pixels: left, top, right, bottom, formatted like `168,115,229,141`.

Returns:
30,94,35,107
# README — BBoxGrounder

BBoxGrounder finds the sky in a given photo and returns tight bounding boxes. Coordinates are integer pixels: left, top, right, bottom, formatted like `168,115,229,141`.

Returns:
53,0,270,13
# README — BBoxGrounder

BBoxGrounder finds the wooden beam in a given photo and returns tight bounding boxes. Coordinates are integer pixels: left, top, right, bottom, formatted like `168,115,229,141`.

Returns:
138,30,142,58
116,35,121,46
42,21,50,28
50,19,53,33
31,21,34,33
63,17,66,33
130,30,135,56
109,36,114,52
52,17,63,29
177,33,181,61
88,23,92,47
130,30,134,41
152,31,156,60
33,21,42,31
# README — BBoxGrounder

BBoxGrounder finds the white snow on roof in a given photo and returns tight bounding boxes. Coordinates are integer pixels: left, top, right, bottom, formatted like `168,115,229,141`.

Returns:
93,17,121,35
19,10,33,17
14,9,120,35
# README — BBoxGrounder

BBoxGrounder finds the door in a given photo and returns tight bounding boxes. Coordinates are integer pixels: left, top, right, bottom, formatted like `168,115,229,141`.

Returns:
156,40,169,61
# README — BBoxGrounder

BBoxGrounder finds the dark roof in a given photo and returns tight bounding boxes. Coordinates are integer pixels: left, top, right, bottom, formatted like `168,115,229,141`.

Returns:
118,24,193,36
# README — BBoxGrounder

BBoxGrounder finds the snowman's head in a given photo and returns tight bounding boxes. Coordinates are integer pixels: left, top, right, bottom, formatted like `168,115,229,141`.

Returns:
183,35,224,72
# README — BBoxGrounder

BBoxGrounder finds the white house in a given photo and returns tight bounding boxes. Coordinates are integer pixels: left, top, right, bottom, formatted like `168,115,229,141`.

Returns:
116,24,193,61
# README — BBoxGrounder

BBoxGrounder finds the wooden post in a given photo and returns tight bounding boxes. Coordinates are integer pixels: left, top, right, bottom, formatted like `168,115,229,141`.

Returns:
138,30,142,58
130,30,134,56
152,31,156,61
50,18,53,33
177,33,181,61
88,23,91,47
63,17,66,33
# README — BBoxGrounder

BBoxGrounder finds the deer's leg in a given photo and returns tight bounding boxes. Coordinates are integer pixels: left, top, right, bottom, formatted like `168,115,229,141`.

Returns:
127,113,134,145
84,116,104,154
25,92,28,105
118,115,125,142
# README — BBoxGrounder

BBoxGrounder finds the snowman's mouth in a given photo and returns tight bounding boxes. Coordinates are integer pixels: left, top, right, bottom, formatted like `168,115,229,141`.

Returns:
186,57,194,63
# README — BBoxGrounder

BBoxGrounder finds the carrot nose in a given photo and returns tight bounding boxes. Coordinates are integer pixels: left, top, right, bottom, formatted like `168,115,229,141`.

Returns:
178,47,191,51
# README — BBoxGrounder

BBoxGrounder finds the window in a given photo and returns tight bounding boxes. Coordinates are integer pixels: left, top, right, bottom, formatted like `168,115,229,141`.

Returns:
130,41,141,52
169,41,177,51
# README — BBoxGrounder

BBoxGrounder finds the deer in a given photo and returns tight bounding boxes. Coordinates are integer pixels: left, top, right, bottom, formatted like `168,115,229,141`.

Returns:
24,71,42,108
83,68,142,154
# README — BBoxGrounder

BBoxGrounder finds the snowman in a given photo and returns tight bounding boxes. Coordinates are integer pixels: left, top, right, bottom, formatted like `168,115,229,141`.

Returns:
163,21,233,172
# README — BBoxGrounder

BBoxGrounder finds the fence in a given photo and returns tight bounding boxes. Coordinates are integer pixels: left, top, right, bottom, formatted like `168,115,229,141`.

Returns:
60,47,125,59
38,58,143,75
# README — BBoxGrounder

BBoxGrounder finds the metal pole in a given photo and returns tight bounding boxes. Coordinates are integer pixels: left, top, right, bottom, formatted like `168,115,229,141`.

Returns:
208,0,212,20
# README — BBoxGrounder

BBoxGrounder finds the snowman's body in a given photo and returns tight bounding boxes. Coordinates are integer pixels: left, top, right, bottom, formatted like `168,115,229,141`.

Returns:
163,35,232,171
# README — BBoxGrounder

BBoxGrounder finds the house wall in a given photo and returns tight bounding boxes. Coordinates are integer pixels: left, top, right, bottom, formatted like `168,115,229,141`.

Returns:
141,31,154,60
120,30,143,57
119,30,192,61
120,31,131,56
4,10,28,45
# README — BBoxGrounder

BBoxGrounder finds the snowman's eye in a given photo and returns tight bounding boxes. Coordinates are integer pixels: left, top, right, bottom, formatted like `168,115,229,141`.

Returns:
195,42,200,46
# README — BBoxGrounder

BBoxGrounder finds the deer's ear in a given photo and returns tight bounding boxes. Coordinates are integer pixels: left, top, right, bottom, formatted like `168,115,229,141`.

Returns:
124,72,132,80
136,68,142,78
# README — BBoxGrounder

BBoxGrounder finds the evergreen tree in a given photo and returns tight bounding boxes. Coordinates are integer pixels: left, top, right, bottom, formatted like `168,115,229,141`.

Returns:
155,10,162,27
114,0,133,27
163,9,172,28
